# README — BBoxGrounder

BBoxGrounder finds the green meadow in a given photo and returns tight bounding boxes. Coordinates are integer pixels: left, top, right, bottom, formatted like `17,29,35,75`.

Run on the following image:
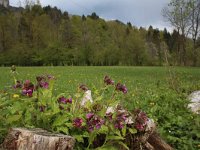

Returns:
0,66,200,149
1,66,200,93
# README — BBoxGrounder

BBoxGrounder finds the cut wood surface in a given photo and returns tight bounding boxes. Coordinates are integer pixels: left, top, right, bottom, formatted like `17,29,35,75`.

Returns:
1,128,75,150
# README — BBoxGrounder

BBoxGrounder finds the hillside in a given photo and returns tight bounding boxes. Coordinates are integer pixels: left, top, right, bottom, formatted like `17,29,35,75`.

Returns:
0,4,199,66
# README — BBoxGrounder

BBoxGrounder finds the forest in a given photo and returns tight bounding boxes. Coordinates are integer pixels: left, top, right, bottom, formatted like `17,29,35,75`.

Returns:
0,0,200,66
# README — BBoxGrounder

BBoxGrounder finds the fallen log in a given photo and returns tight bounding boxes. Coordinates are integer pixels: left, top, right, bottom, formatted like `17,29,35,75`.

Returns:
1,128,75,150
147,131,173,150
1,128,173,150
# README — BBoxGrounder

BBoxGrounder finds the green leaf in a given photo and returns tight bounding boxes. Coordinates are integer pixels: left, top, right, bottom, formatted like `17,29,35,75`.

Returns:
96,145,118,150
95,96,103,101
106,135,124,140
98,125,109,134
88,131,97,145
74,135,84,143
122,125,126,137
24,111,32,124
115,130,121,136
7,115,21,124
57,126,69,134
9,102,22,114
118,141,129,150
128,128,137,134
83,131,89,137
52,116,67,127
65,123,73,128
75,93,81,98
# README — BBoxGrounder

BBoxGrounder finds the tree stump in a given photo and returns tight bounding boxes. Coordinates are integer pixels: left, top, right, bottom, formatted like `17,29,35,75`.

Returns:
1,128,75,150
147,131,173,150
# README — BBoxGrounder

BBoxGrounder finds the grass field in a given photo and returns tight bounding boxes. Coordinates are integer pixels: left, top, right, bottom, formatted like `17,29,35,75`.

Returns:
1,66,200,93
0,66,200,149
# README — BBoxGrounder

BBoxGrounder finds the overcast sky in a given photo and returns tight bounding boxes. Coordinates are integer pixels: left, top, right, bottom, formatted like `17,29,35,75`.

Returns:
10,0,172,31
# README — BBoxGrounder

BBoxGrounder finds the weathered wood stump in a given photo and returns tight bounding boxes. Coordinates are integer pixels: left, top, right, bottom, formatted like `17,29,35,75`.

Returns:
1,128,173,150
145,118,173,150
1,128,75,150
147,131,173,150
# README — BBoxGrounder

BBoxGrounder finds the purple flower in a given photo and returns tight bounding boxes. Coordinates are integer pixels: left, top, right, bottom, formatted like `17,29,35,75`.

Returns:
58,96,67,104
67,98,72,103
120,114,127,121
86,113,94,119
58,96,72,104
106,112,113,120
114,121,124,129
115,83,128,94
22,80,34,97
36,75,54,89
73,118,83,128
88,126,94,132
47,75,55,80
135,123,144,131
13,81,22,89
22,89,27,95
39,81,49,89
134,110,148,132
26,89,33,97
113,111,127,129
86,114,104,132
96,118,104,129
104,76,114,85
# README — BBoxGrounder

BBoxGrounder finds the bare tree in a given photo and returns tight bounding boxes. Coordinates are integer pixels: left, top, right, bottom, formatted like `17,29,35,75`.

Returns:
24,0,35,9
36,0,41,6
17,0,22,7
163,0,191,65
188,0,200,66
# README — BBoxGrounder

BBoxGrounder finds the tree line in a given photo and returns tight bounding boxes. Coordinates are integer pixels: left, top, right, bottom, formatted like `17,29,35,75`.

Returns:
0,0,199,66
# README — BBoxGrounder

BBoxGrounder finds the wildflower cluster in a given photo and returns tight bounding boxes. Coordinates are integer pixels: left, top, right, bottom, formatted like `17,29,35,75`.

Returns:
114,110,128,129
12,74,55,98
104,75,114,85
36,75,54,89
6,69,153,150
106,106,133,130
86,113,105,132
22,80,34,97
57,96,72,110
134,109,148,132
103,75,127,94
58,96,72,104
73,118,83,128
116,83,128,94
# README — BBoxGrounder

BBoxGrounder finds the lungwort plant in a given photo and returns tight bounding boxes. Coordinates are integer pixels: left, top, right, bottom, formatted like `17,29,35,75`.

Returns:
0,68,152,149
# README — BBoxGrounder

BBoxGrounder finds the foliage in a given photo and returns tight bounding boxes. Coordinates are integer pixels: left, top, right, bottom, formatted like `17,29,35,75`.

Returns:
0,4,199,66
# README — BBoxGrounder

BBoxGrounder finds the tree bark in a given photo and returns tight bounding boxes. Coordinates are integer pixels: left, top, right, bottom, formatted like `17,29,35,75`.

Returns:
147,131,173,150
1,128,75,150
